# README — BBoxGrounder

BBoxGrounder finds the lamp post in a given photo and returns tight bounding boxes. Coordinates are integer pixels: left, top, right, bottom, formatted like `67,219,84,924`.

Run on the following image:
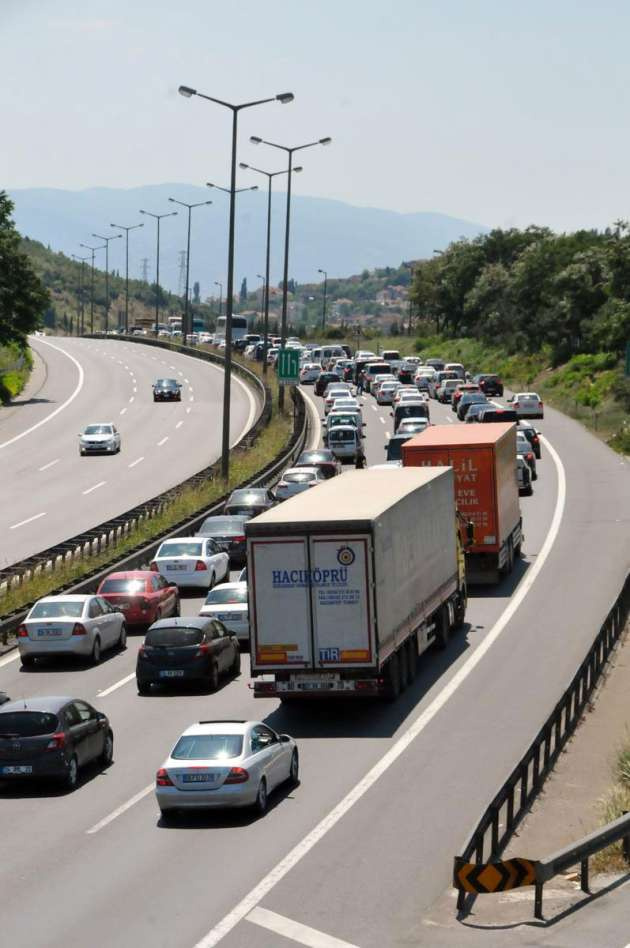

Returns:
179,84,294,479
139,210,177,337
214,281,223,318
79,242,106,333
168,198,212,346
71,255,88,335
110,222,144,333
256,272,266,327
318,268,328,330
92,233,121,332
239,162,302,373
250,134,331,406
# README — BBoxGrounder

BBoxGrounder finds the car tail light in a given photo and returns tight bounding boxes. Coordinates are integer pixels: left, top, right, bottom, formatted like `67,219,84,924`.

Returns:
195,560,207,572
224,767,249,784
232,536,246,543
539,401,543,408
46,732,66,751
138,646,146,657
72,623,87,636
195,643,209,656
526,453,534,461
156,768,173,787
16,624,28,638
149,561,159,572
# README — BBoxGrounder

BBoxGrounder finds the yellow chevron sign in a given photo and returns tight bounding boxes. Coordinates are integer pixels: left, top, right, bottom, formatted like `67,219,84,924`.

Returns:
454,857,537,893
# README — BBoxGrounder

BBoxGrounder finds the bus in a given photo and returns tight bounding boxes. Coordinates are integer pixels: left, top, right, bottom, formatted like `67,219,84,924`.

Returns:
215,315,248,342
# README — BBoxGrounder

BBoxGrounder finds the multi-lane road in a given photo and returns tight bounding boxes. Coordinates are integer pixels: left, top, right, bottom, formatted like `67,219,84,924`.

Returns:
0,353,628,948
0,336,257,567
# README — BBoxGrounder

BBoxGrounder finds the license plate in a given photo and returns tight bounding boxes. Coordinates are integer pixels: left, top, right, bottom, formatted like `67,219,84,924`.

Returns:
293,673,339,683
297,681,335,690
159,669,185,678
182,773,218,783
2,765,32,774
166,564,187,571
37,628,63,637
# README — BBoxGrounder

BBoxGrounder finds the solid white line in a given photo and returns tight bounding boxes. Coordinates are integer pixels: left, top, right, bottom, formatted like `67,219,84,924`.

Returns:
9,512,46,530
120,408,127,415
128,457,144,468
175,421,183,429
193,437,567,948
86,784,154,835
246,908,358,948
38,458,59,472
97,671,137,697
157,436,168,447
0,651,20,669
0,338,85,451
82,480,106,495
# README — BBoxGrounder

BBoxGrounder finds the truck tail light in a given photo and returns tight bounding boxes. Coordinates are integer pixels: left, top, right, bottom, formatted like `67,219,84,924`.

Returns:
156,768,173,787
16,624,29,638
195,560,207,572
46,732,66,751
149,561,159,572
224,767,249,784
72,623,87,636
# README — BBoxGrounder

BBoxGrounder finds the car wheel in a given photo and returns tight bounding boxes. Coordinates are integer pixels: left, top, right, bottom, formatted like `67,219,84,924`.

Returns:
20,655,35,668
208,662,220,693
254,778,268,815
160,808,177,825
525,485,534,497
532,470,538,481
119,623,127,650
231,647,241,677
289,749,299,786
91,637,101,665
501,538,515,576
64,755,79,792
208,571,215,591
101,730,114,766
137,680,151,696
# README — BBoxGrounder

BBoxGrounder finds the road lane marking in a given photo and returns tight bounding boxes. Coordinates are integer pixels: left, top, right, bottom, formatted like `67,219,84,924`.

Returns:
186,407,191,414
86,784,154,835
0,651,20,669
189,395,194,402
98,671,137,697
0,338,85,451
175,421,183,429
82,481,106,495
157,437,168,446
129,396,134,403
120,408,127,415
38,458,59,472
194,438,567,948
246,908,358,948
133,387,137,393
10,512,46,530
128,457,144,468
446,415,453,422
371,404,377,411
379,417,385,424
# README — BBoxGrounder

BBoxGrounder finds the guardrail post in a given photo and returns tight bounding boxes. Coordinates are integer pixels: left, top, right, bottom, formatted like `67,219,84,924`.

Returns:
456,887,466,913
580,857,590,893
491,806,499,856
534,881,544,919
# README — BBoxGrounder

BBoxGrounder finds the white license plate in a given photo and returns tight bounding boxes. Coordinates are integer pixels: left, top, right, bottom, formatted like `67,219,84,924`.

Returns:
297,681,336,690
166,564,187,571
37,628,63,637
2,765,33,774
182,773,218,783
159,669,185,678
293,673,339,683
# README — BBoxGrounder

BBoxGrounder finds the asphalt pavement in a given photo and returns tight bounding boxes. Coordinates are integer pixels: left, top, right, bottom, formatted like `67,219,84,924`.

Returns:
0,374,628,948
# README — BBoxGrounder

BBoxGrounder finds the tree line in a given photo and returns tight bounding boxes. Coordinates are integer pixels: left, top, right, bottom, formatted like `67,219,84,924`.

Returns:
0,191,49,346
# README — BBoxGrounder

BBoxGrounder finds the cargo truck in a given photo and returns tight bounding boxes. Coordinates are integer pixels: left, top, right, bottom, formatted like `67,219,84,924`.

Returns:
402,423,521,583
246,468,467,700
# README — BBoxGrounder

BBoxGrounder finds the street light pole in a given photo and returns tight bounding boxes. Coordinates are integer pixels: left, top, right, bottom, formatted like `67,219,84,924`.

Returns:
71,255,88,334
168,198,212,346
110,222,144,333
178,84,293,479
214,281,223,318
256,272,266,328
250,134,331,406
92,233,121,332
318,268,328,329
139,210,177,337
79,242,106,333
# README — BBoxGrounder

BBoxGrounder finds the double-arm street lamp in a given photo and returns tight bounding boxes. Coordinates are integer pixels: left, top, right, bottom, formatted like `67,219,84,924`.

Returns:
168,198,212,345
110,222,144,333
214,281,223,318
239,161,302,373
178,84,294,479
318,268,328,329
92,232,122,333
79,242,106,333
139,209,178,337
250,135,331,406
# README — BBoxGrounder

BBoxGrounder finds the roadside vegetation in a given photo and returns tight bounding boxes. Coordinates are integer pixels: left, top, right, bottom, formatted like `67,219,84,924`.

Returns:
593,729,630,872
0,342,33,403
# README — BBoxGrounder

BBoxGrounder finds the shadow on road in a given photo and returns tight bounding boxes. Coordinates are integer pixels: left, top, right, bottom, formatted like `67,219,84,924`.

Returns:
157,779,300,829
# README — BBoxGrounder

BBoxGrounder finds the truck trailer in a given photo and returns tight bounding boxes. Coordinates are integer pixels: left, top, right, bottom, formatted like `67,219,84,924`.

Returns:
402,422,521,583
246,467,467,700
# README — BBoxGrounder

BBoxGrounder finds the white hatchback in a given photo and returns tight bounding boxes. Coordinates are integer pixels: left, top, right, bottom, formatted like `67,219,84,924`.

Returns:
151,537,229,590
510,392,544,419
79,423,121,455
17,594,126,666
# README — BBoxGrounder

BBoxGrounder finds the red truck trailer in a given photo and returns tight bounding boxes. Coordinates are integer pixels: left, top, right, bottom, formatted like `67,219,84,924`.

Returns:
402,423,521,583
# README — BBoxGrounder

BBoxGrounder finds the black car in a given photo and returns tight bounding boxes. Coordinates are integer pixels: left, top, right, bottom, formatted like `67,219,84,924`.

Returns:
224,488,276,518
0,696,113,791
478,407,518,423
136,617,240,694
153,378,182,402
385,433,412,462
0,692,10,706
457,393,488,421
294,449,340,479
473,373,504,397
314,372,339,397
396,365,415,384
464,402,489,423
196,515,248,567
518,421,542,459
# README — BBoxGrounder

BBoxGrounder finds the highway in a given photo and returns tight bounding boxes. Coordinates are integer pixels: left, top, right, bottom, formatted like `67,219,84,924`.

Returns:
0,372,628,948
0,336,257,568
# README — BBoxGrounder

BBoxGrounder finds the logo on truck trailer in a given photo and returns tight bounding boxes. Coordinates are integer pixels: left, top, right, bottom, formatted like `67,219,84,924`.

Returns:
272,567,349,587
337,546,355,566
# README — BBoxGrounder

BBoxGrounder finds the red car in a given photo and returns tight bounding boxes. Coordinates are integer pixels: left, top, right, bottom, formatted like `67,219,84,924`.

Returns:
96,570,180,627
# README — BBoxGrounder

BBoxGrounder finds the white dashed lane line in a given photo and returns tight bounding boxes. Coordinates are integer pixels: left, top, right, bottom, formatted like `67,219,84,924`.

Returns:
186,407,191,414
10,512,47,530
128,457,144,468
157,437,168,447
39,459,59,472
120,408,127,415
175,421,183,429
82,481,106,496
379,417,385,424
129,397,134,404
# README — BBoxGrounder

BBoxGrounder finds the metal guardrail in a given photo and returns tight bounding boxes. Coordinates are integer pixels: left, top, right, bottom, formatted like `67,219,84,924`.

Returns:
0,383,308,646
455,572,630,913
0,335,269,600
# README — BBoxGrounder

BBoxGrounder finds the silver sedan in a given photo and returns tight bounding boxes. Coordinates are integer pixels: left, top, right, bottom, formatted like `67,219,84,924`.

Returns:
17,594,127,666
155,720,299,820
79,422,121,455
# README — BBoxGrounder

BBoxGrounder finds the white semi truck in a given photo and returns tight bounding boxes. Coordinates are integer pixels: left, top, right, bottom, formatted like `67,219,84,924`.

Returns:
246,467,467,700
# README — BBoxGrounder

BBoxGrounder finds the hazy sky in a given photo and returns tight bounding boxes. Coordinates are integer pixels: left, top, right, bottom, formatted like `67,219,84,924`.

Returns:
3,0,630,232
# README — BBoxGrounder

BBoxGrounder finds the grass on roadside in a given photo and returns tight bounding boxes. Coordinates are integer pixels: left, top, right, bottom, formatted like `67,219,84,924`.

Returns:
592,728,630,872
0,343,33,403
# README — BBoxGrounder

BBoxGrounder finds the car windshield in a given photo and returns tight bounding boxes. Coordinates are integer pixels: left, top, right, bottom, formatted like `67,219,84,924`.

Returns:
145,627,204,647
205,587,247,605
84,425,112,435
171,734,243,760
100,579,148,594
397,405,425,418
229,491,267,503
0,711,59,737
29,600,84,619
157,541,203,557
199,518,244,535
155,379,177,388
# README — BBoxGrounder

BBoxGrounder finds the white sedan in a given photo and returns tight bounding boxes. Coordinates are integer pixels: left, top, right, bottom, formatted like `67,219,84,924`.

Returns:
151,537,229,590
199,582,249,643
274,467,324,501
324,385,353,414
299,363,321,384
329,397,363,423
79,423,121,455
509,392,544,419
17,594,126,666
376,381,401,405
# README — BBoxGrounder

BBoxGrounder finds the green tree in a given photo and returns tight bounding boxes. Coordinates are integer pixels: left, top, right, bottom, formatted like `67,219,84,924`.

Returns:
0,191,49,345
240,277,248,302
193,281,200,304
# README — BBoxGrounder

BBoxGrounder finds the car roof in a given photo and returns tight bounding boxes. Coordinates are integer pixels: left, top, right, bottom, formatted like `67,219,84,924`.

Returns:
158,536,205,544
208,581,246,592
0,696,74,714
283,467,320,475
298,450,335,459
33,594,92,603
181,720,254,736
85,422,114,427
149,616,214,630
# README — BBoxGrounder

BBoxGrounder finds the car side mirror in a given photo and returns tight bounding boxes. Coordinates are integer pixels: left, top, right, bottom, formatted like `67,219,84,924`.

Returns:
280,734,292,743
95,711,107,721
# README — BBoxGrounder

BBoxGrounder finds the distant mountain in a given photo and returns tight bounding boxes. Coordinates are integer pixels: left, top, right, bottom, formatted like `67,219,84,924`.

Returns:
8,185,488,297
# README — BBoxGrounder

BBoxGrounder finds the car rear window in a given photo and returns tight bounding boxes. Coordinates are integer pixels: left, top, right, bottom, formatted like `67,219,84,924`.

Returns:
229,490,266,503
29,600,84,619
284,472,315,482
330,429,355,442
205,587,247,605
171,734,243,760
145,627,204,647
158,541,203,557
0,711,59,736
199,518,244,535
100,578,148,594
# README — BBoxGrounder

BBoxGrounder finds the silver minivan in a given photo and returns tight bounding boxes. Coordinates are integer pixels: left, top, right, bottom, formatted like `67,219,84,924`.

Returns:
328,425,363,463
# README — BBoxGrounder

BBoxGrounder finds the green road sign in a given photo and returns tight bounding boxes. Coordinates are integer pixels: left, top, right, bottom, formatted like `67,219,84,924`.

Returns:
277,347,300,384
